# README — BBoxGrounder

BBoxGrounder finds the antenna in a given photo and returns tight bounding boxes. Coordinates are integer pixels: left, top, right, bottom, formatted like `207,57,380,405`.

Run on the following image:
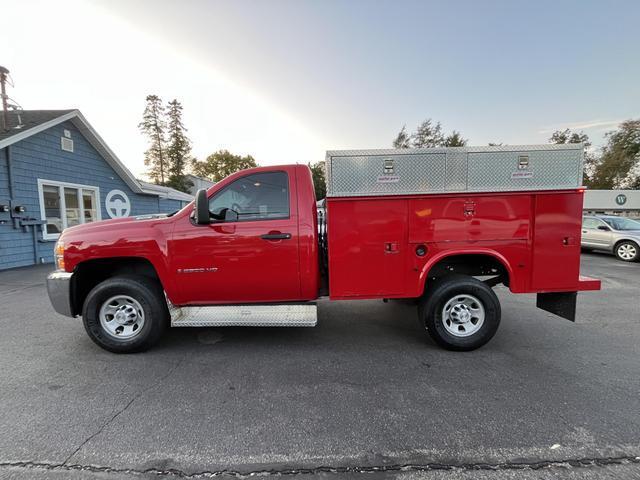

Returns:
0,66,9,131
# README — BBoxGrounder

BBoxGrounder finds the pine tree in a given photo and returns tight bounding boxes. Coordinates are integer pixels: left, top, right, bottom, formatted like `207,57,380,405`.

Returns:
165,99,193,193
411,119,445,148
139,95,167,185
393,126,411,149
444,131,467,147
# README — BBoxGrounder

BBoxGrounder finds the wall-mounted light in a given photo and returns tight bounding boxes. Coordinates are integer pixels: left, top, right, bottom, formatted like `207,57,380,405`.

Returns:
0,204,9,213
14,205,26,213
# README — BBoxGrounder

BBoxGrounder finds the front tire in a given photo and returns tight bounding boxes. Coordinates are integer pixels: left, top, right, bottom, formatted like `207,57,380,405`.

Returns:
418,275,501,351
82,275,168,353
614,241,639,262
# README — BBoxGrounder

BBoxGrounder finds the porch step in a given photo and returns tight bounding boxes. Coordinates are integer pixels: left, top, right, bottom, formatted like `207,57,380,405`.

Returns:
170,303,317,327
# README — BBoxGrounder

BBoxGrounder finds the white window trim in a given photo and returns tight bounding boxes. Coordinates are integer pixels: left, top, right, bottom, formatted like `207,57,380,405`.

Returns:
37,179,101,240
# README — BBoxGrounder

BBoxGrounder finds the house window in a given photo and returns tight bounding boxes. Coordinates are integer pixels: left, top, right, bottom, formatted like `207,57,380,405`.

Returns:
37,180,101,240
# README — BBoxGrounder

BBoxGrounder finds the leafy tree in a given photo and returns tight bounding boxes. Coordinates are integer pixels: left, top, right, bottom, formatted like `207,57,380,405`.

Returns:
488,142,504,146
309,161,326,200
411,119,445,148
444,131,467,147
139,95,167,185
549,128,591,148
165,99,193,193
548,128,595,186
590,120,640,189
393,125,411,149
191,150,258,181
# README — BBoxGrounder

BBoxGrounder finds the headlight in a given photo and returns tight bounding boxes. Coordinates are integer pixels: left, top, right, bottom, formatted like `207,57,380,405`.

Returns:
54,240,65,271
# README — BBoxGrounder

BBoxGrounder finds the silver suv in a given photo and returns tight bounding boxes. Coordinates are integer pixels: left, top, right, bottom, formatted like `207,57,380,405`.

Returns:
581,215,640,262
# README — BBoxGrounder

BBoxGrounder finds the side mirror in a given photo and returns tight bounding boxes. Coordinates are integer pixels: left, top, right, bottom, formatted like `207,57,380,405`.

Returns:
194,189,210,225
597,225,610,231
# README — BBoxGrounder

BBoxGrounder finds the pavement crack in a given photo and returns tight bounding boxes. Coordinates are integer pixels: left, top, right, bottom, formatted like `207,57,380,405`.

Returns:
2,454,639,478
62,355,186,465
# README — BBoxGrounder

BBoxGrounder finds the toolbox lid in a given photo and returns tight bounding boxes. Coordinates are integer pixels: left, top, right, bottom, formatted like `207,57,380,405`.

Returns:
325,144,584,197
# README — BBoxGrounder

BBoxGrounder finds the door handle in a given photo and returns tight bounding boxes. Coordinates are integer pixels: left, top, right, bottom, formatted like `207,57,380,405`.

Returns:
261,232,292,240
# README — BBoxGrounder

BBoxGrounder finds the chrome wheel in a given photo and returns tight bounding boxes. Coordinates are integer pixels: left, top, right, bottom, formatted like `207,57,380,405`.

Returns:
99,295,145,340
442,294,485,337
617,243,637,261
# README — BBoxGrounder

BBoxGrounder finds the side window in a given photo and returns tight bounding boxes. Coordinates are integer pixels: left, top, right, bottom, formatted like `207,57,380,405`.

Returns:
208,171,290,222
583,218,604,229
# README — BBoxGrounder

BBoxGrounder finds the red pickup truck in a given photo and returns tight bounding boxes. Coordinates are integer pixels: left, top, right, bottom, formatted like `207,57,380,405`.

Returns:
47,145,600,353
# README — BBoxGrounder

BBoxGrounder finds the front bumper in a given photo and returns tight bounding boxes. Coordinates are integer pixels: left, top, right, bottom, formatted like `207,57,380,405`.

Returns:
46,271,75,317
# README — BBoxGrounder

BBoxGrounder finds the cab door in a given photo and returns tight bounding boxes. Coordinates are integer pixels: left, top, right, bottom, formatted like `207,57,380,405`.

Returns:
582,217,613,248
170,169,301,304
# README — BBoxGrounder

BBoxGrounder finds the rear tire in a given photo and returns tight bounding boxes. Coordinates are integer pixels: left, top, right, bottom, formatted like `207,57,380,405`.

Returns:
82,275,168,353
418,275,501,351
614,241,639,262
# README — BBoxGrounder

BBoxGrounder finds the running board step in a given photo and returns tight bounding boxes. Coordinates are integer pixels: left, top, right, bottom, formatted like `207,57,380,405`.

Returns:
170,304,317,327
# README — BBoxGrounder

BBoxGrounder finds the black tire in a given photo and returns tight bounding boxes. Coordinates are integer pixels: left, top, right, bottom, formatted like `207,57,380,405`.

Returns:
82,275,168,353
614,240,640,262
418,275,501,351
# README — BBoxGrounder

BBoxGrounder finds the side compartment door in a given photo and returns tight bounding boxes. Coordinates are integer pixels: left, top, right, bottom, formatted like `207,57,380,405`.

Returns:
171,170,301,304
328,198,408,297
531,193,582,290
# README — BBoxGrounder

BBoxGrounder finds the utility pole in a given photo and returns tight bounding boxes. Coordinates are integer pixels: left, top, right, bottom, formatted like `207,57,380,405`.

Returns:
0,66,9,131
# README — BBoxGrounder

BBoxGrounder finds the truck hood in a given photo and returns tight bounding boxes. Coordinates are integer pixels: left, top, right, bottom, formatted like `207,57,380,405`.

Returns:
62,213,170,236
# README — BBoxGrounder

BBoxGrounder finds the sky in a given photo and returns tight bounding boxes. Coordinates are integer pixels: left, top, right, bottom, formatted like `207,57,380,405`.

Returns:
1,0,639,178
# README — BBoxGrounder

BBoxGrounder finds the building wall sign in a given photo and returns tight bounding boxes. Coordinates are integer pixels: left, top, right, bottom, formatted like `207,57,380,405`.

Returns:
583,190,639,212
615,194,627,206
105,190,131,218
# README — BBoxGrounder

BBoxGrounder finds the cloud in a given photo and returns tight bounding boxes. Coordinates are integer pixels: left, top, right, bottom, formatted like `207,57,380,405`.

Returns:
538,119,625,135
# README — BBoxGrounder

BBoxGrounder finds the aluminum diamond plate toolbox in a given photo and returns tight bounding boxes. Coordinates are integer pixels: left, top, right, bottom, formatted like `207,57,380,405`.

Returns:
325,144,584,197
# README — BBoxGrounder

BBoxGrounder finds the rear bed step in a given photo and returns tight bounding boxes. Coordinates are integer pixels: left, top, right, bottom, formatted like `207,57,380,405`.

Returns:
170,303,317,327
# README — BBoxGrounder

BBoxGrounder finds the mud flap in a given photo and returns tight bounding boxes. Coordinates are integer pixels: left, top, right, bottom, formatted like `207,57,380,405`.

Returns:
536,292,577,321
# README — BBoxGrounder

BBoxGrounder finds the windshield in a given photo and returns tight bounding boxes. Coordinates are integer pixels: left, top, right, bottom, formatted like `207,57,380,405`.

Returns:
602,217,640,231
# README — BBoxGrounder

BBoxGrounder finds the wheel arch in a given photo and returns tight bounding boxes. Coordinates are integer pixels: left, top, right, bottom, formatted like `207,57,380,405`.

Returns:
419,249,514,295
614,237,640,249
70,257,164,316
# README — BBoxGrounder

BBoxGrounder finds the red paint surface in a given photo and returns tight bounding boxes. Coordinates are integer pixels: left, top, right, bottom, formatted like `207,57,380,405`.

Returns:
61,165,599,306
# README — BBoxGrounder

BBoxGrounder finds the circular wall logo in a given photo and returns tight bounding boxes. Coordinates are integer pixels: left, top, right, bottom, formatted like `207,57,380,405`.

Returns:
615,194,627,206
105,190,131,218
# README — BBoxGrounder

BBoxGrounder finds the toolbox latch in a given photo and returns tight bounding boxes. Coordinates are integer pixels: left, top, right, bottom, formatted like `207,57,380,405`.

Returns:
463,201,476,217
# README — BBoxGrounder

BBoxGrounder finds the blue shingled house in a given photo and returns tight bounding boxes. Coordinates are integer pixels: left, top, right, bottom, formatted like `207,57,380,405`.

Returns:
0,109,193,270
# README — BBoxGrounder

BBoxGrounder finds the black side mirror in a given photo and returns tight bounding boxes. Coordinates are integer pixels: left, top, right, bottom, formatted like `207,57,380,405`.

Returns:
597,225,610,231
194,189,210,225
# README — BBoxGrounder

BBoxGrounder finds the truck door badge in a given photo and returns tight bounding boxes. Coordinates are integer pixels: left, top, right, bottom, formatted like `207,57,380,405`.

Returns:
177,267,219,273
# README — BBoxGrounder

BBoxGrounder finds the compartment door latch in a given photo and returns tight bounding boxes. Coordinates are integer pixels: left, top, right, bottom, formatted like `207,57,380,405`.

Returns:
384,242,399,254
463,201,476,218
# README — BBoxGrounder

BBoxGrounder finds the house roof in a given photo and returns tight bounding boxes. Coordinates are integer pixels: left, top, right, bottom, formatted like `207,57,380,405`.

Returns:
138,180,194,202
0,109,76,143
0,109,191,202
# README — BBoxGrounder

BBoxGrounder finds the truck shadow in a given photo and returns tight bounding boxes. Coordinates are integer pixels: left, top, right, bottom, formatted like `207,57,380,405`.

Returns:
156,299,431,352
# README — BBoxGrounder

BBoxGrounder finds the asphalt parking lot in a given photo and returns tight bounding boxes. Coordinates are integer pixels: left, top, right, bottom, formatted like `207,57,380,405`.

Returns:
0,252,639,479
